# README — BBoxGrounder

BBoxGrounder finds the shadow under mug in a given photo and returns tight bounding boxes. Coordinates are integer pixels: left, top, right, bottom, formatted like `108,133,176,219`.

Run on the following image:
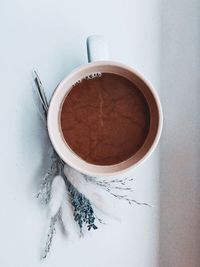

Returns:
47,35,163,177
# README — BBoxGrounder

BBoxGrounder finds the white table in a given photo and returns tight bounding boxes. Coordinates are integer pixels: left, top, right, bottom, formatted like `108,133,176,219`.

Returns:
0,1,160,266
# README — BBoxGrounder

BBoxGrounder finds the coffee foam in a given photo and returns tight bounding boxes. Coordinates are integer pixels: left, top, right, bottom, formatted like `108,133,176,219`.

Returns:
72,72,102,87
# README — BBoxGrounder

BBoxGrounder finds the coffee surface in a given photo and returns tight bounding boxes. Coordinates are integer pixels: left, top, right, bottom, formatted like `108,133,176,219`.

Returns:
60,73,150,165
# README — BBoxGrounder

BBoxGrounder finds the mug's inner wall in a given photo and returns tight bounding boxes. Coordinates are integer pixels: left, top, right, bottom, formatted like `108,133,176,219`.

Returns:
57,64,160,168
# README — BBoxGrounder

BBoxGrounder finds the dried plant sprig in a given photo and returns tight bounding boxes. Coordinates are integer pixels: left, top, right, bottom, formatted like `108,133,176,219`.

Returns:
95,176,134,184
107,191,151,207
85,178,134,192
37,149,64,204
64,165,120,220
84,175,134,191
42,210,60,259
41,174,67,259
34,70,49,116
84,175,150,207
94,214,106,225
49,175,67,218
37,173,53,204
57,208,67,236
66,181,98,233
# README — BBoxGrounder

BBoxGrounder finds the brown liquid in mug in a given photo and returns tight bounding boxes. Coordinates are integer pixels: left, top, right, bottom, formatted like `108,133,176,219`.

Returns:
60,73,150,165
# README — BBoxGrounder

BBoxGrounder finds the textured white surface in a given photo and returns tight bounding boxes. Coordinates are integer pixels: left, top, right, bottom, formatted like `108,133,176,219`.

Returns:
0,0,160,266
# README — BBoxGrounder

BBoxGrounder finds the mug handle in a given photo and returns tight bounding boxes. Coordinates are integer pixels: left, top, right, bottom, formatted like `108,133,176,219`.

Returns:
86,35,109,62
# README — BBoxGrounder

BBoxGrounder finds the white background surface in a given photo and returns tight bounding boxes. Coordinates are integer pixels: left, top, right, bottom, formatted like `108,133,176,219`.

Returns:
0,1,161,266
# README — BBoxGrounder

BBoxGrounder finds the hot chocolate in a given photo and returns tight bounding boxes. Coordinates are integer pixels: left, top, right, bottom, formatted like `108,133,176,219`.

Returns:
60,73,150,165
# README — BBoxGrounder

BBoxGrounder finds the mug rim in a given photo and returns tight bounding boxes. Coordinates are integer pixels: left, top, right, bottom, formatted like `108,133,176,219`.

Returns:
47,60,163,176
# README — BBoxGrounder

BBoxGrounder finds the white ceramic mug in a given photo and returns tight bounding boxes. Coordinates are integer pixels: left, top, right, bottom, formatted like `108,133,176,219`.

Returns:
47,35,163,177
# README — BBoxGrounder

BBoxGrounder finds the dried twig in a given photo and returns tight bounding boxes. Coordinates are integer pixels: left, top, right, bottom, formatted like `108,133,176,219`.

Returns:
84,175,150,207
42,210,60,259
107,191,151,207
34,70,49,116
